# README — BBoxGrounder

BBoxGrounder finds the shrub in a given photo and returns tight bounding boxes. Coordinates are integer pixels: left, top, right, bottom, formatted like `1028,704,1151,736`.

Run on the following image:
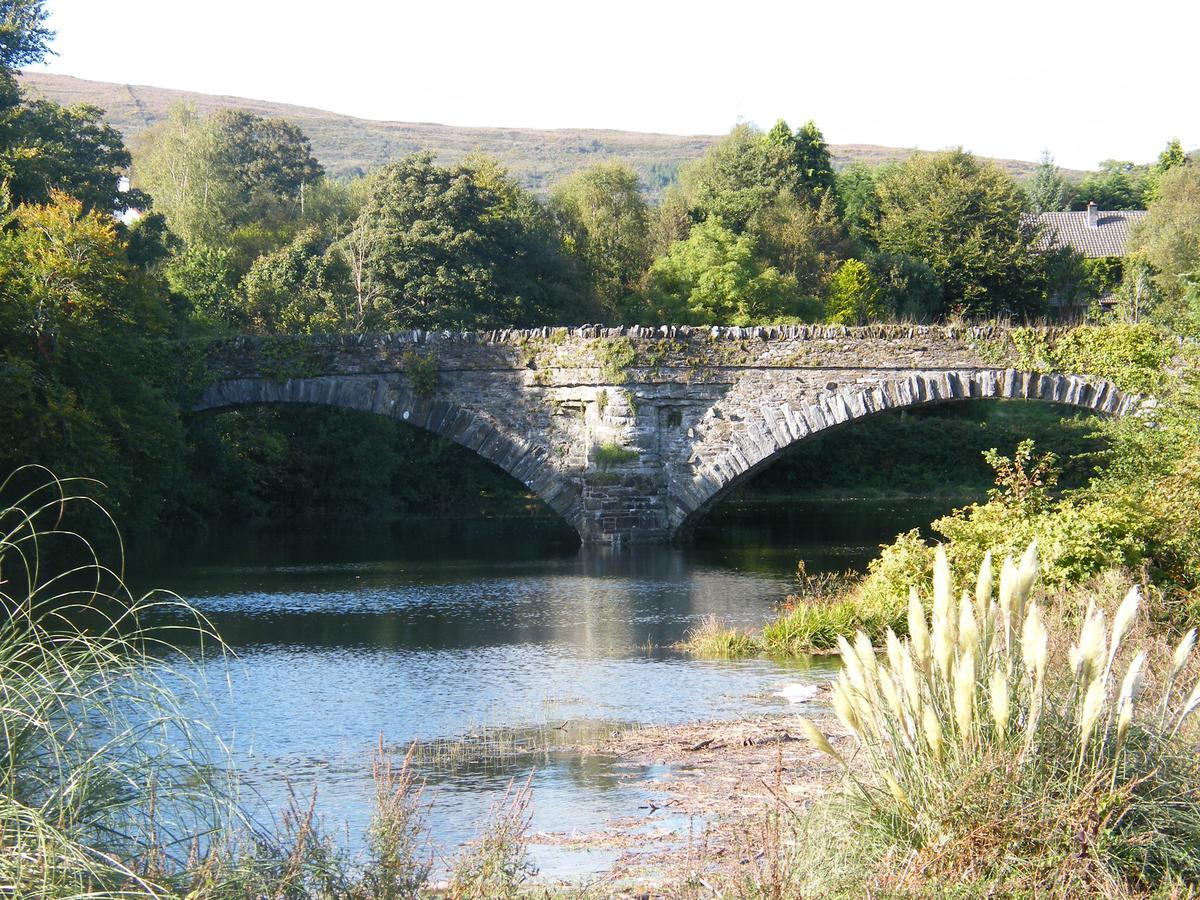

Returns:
801,543,1200,894
401,350,438,398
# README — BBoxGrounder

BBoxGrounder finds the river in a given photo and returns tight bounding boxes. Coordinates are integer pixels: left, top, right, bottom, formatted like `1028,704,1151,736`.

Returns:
148,498,952,880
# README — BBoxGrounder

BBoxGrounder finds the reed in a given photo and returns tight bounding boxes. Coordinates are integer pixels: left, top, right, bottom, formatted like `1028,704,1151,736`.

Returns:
677,614,762,657
0,468,244,896
801,542,1200,894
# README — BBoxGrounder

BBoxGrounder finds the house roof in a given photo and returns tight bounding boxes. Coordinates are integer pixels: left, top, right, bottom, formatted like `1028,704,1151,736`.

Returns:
1035,209,1147,258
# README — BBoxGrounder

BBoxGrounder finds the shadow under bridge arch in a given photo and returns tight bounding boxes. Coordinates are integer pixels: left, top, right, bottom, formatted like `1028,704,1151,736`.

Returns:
667,368,1141,541
192,374,584,537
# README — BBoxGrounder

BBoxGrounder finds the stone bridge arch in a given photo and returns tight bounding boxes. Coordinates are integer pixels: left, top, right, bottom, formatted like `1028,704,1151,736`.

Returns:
193,326,1150,545
666,367,1136,540
193,375,584,533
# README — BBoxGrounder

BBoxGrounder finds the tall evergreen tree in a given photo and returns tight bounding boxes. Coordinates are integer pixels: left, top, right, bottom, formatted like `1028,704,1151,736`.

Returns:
794,120,836,205
1026,151,1072,213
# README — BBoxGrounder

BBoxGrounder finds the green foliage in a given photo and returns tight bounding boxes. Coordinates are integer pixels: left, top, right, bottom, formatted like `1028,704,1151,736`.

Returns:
1011,323,1172,394
1,97,144,213
866,251,943,321
242,227,352,334
875,148,1049,319
164,242,241,328
792,120,837,205
0,0,52,71
1025,150,1073,213
592,442,640,469
1082,255,1125,297
352,152,585,330
825,258,887,325
550,161,650,322
676,123,778,232
1132,165,1200,310
836,163,882,246
981,438,1057,513
644,218,811,325
595,337,637,383
753,191,850,297
133,104,323,250
676,119,835,235
1157,138,1189,174
402,350,438,398
1072,160,1149,212
0,193,187,533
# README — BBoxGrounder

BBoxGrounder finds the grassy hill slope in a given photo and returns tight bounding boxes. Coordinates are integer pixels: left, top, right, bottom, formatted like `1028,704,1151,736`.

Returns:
18,72,1074,197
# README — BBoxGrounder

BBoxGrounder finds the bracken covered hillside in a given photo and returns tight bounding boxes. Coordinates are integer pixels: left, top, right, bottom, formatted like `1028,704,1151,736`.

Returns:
18,71,1074,196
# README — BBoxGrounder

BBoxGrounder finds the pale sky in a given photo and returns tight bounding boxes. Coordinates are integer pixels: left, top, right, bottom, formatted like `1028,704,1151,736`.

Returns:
30,0,1199,171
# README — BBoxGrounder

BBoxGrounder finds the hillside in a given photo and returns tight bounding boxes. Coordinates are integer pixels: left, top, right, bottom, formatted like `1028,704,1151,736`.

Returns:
18,72,1073,197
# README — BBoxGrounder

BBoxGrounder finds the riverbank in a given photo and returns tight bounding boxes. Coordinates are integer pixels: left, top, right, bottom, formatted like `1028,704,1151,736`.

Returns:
527,709,848,896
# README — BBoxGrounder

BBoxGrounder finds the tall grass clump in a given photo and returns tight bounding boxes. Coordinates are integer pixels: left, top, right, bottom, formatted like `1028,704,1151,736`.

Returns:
355,741,433,899
0,469,239,896
678,614,762,657
802,542,1200,895
762,552,921,654
449,775,536,899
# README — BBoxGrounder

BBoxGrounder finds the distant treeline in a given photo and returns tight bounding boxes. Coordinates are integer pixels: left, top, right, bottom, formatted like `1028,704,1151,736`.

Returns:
3,1,1199,535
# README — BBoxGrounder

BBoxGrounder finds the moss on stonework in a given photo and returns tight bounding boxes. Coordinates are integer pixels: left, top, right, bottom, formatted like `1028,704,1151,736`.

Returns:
257,337,327,382
592,442,640,469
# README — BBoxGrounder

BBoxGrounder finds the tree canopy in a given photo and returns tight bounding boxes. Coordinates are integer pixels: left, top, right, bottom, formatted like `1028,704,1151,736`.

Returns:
133,104,324,247
550,161,650,323
352,152,584,330
643,218,810,325
874,149,1049,318
0,0,52,71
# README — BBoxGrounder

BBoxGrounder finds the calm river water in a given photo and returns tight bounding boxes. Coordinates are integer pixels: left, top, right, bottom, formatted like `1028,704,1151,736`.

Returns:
148,498,950,880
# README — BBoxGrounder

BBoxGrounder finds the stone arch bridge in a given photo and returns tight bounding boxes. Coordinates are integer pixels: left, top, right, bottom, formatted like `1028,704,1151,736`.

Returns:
193,325,1142,544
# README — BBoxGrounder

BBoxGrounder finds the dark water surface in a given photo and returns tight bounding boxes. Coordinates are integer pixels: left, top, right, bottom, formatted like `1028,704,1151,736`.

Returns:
146,498,950,880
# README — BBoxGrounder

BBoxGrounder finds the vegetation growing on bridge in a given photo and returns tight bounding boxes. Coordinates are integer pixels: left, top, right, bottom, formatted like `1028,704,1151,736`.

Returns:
401,350,439,398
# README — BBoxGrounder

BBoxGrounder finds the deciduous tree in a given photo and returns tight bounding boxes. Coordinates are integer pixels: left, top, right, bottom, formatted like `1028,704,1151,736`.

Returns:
874,149,1048,318
353,153,584,329
1132,165,1200,314
551,162,650,322
643,218,812,325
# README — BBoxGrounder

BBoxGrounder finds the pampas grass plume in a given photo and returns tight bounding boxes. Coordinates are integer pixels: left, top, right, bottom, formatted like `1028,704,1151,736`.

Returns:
990,666,1010,738
908,587,931,671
